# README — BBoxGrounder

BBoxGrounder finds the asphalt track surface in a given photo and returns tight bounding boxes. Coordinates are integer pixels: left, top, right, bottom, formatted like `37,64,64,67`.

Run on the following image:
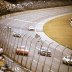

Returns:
0,6,72,72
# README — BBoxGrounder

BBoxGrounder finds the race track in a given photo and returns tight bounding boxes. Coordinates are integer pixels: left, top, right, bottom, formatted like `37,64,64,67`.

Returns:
0,6,72,72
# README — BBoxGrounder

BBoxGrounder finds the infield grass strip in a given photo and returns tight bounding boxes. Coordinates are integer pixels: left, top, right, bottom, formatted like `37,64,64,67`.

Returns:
43,14,72,49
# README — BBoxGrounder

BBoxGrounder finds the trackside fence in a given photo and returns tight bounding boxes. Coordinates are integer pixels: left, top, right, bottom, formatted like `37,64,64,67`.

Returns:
0,24,72,72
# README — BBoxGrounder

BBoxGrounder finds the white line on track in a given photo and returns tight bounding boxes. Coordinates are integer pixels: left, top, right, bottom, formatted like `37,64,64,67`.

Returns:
8,18,37,23
14,19,35,23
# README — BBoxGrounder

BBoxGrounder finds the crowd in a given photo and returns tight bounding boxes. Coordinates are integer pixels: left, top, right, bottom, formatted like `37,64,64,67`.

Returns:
0,48,13,72
0,0,72,16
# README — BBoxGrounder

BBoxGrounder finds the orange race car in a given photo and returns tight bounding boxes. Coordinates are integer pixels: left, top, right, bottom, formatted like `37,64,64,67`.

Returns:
16,46,29,56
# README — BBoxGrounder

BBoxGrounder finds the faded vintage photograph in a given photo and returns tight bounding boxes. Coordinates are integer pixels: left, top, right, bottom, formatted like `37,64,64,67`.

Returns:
0,0,72,72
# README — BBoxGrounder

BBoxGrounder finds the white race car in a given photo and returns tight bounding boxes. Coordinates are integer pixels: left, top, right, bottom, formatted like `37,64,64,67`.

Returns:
13,32,21,38
28,26,35,31
38,47,51,57
63,55,72,65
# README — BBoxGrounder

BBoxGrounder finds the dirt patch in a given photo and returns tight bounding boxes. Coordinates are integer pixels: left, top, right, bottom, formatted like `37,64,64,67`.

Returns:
43,14,72,49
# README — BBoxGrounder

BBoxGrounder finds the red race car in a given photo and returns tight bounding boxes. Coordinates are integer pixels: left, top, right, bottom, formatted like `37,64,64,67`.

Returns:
16,46,29,56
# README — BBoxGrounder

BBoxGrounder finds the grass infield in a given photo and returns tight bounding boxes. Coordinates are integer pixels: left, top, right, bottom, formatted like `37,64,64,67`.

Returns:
43,14,72,50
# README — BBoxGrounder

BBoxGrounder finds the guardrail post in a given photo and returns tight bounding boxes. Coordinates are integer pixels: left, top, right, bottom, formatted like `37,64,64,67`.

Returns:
25,37,35,67
57,47,66,72
29,41,38,71
34,40,47,72
13,37,20,60
6,29,12,56
16,34,27,62
3,27,11,54
42,42,53,72
1,26,7,52
49,44,60,72
10,37,16,58
67,53,72,72
21,35,31,66
0,26,5,48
